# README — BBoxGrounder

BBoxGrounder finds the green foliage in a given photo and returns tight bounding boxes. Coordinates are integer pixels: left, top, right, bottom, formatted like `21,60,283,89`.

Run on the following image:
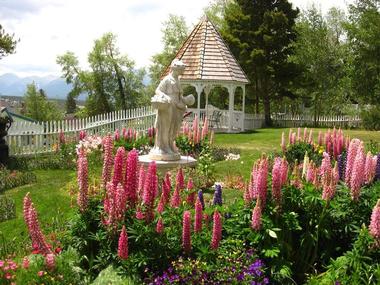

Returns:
175,135,209,157
210,146,241,162
346,0,380,106
91,265,140,285
222,0,299,125
0,195,15,222
196,144,216,187
22,83,64,121
361,106,380,130
0,167,37,194
284,141,323,166
307,227,380,285
11,247,84,284
0,24,18,59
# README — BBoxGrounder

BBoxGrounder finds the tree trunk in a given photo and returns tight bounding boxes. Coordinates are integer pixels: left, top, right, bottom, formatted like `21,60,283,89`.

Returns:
255,77,260,114
263,78,272,127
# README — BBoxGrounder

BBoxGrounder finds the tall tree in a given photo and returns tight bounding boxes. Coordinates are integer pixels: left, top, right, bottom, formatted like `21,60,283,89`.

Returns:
0,24,18,59
221,0,299,125
346,0,380,105
290,6,349,123
23,83,63,121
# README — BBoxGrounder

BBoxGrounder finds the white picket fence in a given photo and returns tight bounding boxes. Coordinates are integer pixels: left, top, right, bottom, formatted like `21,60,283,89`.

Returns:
6,106,155,156
272,114,362,128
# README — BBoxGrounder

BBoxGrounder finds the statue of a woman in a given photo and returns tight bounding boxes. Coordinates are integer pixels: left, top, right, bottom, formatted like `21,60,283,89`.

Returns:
149,59,195,161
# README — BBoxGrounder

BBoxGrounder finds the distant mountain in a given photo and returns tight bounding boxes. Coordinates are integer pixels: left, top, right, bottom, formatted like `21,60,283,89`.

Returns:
0,73,73,99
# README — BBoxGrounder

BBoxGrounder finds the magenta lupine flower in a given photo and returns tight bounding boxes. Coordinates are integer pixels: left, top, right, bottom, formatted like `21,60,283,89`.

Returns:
322,177,336,202
251,200,262,231
176,168,185,190
142,162,157,208
369,200,380,240
125,149,138,206
185,178,195,206
281,132,286,153
118,226,128,260
157,195,165,214
45,253,55,270
192,115,199,144
77,150,89,212
350,143,365,201
156,217,164,234
162,179,171,205
182,211,192,252
115,129,120,141
280,158,288,186
79,130,86,140
170,185,181,208
272,157,282,205
256,157,268,206
112,147,125,187
23,193,52,255
101,134,113,188
137,165,146,198
306,162,316,183
136,209,144,220
249,163,258,199
345,139,360,187
104,182,126,226
194,197,203,233
211,210,222,250
122,127,127,140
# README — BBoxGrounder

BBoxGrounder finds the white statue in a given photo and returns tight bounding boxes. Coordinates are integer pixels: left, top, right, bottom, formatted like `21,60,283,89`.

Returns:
149,59,195,161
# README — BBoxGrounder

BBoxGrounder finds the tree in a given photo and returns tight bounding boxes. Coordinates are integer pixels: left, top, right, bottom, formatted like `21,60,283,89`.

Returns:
66,91,77,114
290,6,349,123
0,24,18,59
23,83,63,121
149,15,188,88
221,0,299,125
57,33,146,116
346,0,380,105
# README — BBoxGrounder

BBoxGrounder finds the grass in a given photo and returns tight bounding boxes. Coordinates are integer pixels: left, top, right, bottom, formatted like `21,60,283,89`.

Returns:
1,127,379,258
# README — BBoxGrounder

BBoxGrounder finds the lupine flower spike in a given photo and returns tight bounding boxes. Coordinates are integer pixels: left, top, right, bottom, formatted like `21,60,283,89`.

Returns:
211,210,222,250
118,225,128,260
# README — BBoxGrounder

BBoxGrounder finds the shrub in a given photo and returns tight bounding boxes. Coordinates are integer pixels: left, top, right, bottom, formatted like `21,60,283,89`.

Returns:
285,141,323,166
362,106,380,130
0,167,37,194
0,195,16,222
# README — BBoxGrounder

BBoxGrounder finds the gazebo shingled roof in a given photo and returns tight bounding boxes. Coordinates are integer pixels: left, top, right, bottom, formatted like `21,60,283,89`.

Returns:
161,16,249,132
162,16,249,84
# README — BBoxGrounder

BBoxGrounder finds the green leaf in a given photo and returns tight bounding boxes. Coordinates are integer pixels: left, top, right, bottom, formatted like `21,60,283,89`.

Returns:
268,229,278,239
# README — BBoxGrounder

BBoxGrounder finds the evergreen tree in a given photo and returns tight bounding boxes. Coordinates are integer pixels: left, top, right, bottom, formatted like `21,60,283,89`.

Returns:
0,24,18,59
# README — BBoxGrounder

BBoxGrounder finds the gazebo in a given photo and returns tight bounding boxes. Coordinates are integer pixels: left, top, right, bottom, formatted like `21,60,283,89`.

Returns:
162,16,249,132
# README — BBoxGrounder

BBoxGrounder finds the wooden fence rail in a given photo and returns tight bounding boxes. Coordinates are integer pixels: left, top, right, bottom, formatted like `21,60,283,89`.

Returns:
6,106,155,156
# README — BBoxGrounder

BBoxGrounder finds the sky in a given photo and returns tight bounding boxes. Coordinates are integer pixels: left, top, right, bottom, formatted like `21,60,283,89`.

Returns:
0,0,353,77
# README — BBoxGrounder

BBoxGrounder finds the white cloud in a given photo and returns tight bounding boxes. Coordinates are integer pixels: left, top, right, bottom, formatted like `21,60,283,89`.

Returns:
0,0,352,77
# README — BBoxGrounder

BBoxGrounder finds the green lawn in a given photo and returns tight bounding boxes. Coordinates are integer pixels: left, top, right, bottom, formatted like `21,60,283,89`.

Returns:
1,127,379,258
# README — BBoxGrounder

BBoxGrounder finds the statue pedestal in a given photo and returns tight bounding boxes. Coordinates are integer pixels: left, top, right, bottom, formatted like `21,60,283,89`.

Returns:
139,155,197,174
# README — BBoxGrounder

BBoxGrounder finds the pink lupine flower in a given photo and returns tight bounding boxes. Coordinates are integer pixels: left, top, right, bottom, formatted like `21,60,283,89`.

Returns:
272,157,282,205
297,127,301,142
38,271,44,277
170,185,181,208
306,162,316,183
142,162,157,208
162,179,171,204
308,129,313,144
288,129,293,144
369,200,380,240
182,211,192,252
281,132,286,153
125,149,138,206
194,197,203,233
350,143,365,201
201,117,209,140
211,210,222,250
77,150,88,212
256,157,268,206
114,129,120,141
251,200,262,231
112,147,125,187
322,177,336,202
364,152,377,184
22,257,30,269
122,127,127,140
137,165,146,197
45,253,55,270
291,132,296,144
318,131,323,146
303,127,307,141
244,184,252,205
249,163,258,199
176,168,185,190
101,134,113,187
280,158,288,186
320,152,332,185
23,193,52,255
136,209,144,220
302,152,310,179
118,226,128,260
333,162,339,185
156,217,164,234
185,178,195,206
345,139,361,187
58,130,65,145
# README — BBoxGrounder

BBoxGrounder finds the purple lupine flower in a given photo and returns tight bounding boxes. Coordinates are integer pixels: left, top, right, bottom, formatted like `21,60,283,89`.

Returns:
198,190,205,210
213,183,223,206
375,153,380,181
337,153,346,181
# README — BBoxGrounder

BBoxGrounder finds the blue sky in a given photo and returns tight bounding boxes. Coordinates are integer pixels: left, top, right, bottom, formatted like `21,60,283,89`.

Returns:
0,0,353,77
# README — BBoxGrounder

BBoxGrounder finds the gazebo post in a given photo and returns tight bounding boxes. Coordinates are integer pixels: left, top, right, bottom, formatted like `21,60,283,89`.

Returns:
204,85,212,119
193,83,204,120
241,86,246,131
227,85,236,133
